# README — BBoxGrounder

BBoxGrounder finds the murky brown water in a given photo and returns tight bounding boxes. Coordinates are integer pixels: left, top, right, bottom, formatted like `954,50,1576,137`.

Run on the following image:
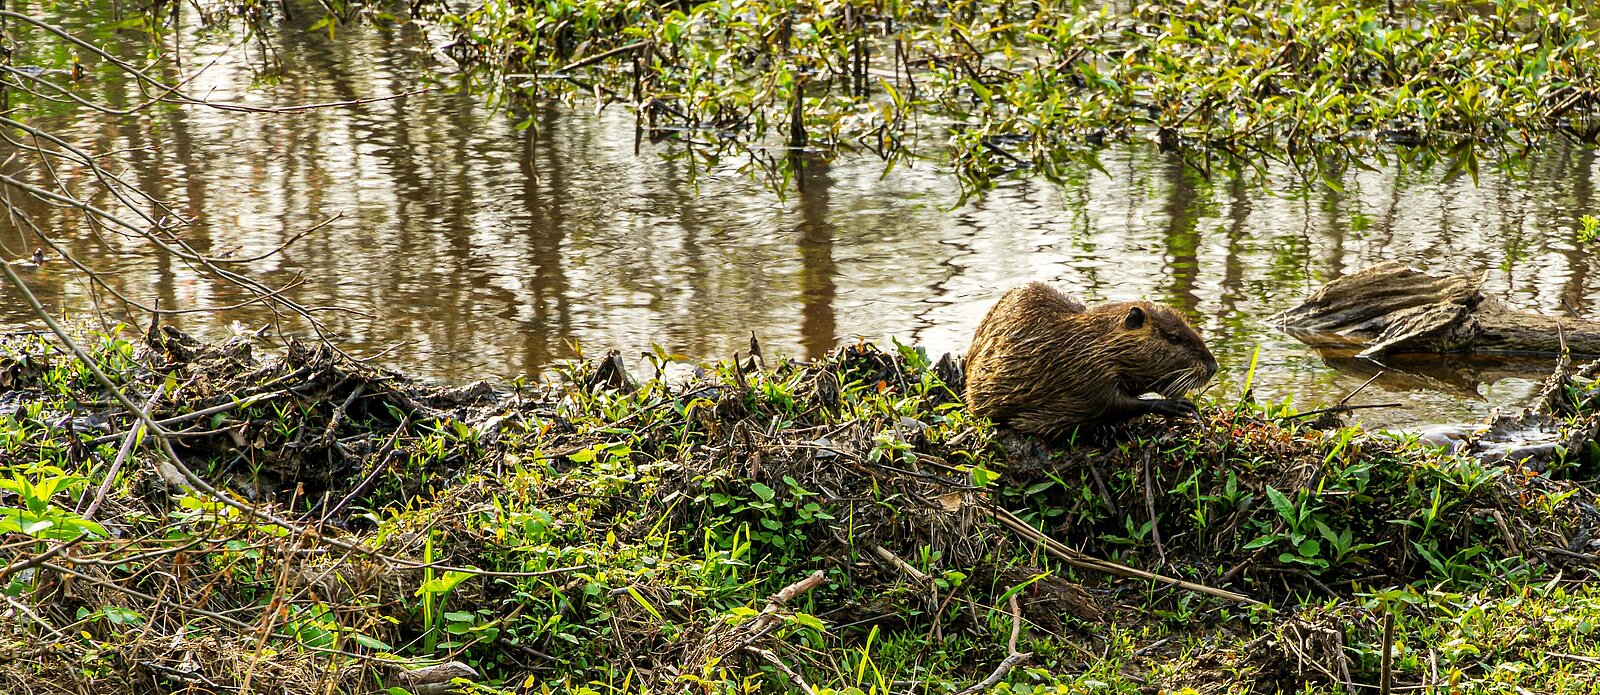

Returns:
3,5,1598,428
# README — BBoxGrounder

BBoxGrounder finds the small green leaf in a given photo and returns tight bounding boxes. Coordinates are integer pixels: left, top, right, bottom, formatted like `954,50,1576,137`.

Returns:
1243,534,1278,550
791,612,826,632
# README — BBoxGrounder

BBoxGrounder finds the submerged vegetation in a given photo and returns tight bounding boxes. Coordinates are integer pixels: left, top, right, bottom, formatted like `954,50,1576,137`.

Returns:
2,326,1599,692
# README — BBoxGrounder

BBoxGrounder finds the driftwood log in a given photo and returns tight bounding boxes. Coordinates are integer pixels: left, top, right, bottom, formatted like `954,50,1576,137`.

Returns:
1273,261,1600,357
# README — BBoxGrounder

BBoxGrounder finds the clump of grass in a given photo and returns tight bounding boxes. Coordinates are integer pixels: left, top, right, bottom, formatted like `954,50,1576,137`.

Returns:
1,326,1598,693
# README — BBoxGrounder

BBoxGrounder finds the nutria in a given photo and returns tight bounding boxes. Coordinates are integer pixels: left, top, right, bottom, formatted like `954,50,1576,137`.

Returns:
964,282,1218,436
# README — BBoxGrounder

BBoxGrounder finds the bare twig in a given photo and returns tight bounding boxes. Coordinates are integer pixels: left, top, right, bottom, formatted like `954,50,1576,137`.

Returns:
871,544,930,584
1380,610,1395,695
0,536,84,584
1142,452,1166,567
81,382,167,521
986,504,1260,605
954,593,1030,695
745,647,818,695
1284,402,1404,421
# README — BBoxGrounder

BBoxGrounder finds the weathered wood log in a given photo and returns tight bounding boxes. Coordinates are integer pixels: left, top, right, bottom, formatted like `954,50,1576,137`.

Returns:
1274,261,1600,357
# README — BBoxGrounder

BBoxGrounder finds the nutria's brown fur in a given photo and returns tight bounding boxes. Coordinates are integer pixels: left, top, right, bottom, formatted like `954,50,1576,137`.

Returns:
964,282,1218,436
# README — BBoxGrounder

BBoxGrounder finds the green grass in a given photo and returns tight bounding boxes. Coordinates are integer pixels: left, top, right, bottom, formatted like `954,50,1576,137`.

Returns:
1,327,1598,693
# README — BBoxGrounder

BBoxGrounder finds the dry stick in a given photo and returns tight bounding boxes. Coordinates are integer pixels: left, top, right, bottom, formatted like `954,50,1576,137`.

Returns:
81,382,166,520
322,383,366,442
870,544,930,584
1549,652,1600,665
1380,610,1395,695
728,570,829,658
1285,402,1404,420
954,593,1030,695
1,592,68,642
325,415,410,520
1142,452,1166,568
746,647,818,695
87,390,291,445
1284,371,1394,421
41,561,254,630
986,505,1260,605
0,536,83,583
506,42,646,78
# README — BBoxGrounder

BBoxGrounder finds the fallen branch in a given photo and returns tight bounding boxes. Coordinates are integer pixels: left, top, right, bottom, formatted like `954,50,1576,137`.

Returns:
986,504,1260,605
0,536,83,584
870,545,930,584
1283,402,1404,421
746,647,818,695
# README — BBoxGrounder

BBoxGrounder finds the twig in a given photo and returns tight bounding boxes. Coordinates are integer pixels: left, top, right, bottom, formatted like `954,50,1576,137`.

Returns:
1380,610,1395,695
0,536,83,583
1006,594,1021,655
87,390,292,445
986,504,1260,604
321,383,366,442
81,382,165,520
1142,452,1166,568
1549,652,1600,665
1338,371,1385,407
325,415,410,519
41,561,254,630
870,544,930,584
1283,402,1404,421
506,42,645,77
746,647,818,695
1537,546,1597,564
954,593,1030,695
1280,371,1397,420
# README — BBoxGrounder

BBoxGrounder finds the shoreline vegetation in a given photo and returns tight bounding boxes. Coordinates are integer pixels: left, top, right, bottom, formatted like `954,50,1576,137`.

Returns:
1,323,1599,693
19,0,1600,193
434,0,1600,190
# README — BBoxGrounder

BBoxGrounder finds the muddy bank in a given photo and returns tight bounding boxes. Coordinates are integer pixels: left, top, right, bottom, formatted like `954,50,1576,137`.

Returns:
1,327,1598,692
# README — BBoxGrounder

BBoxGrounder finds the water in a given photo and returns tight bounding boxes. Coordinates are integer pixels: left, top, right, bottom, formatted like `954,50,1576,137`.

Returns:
3,5,1597,428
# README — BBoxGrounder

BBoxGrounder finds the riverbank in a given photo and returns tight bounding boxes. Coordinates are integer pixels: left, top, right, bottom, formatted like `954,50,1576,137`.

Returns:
2,325,1598,693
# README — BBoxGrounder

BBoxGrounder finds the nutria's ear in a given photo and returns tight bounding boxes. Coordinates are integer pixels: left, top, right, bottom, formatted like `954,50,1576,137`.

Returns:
1123,306,1145,330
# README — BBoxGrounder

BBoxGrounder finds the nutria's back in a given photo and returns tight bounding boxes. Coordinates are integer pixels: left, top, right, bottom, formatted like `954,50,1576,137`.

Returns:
964,282,1218,436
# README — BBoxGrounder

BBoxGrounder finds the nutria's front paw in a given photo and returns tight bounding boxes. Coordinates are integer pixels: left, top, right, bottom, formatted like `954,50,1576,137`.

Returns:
1150,398,1198,419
